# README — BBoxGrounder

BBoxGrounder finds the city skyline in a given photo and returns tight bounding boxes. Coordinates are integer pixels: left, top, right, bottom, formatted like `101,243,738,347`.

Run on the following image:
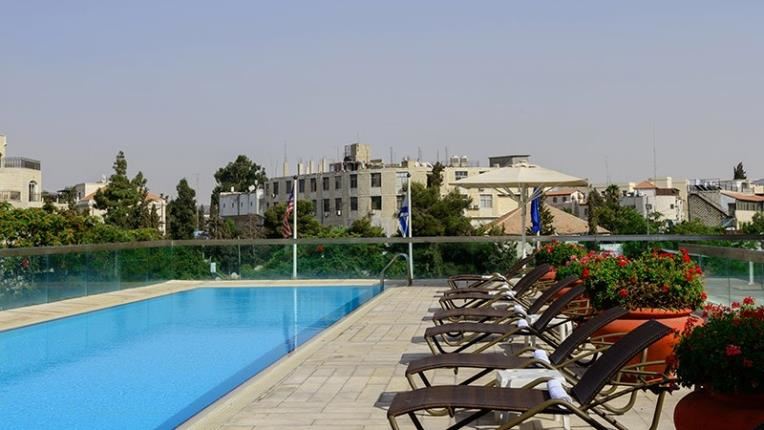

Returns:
2,1,762,200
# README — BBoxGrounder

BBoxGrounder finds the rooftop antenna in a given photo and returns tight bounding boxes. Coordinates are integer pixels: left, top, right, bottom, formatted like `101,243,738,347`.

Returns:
445,146,450,165
652,124,657,180
417,147,422,162
389,147,393,165
283,142,288,176
436,148,440,164
604,156,611,185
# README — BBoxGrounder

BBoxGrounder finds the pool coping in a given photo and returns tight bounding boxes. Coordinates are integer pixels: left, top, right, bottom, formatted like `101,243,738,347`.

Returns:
0,279,380,332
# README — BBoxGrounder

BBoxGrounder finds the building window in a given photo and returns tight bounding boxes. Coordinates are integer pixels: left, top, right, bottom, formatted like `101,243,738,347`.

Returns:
335,176,342,190
350,174,357,189
562,196,568,203
455,171,468,180
371,196,382,210
286,180,292,193
28,181,39,202
552,197,558,203
480,194,493,209
335,198,342,215
350,197,358,211
310,178,317,192
371,173,382,188
323,199,330,213
272,182,279,196
396,195,404,209
323,177,330,191
298,179,305,193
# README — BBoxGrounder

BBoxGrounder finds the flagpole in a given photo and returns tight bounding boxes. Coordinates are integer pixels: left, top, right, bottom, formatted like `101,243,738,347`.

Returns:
292,174,298,279
407,173,414,281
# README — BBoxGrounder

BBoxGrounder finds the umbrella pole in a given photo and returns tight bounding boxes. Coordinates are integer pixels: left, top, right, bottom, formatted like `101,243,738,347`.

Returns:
520,185,527,258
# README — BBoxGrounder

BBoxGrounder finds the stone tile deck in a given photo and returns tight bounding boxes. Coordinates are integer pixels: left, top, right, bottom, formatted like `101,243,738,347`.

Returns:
185,285,686,430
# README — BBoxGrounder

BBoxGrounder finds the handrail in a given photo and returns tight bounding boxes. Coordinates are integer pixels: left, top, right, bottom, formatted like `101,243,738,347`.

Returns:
1,234,764,257
380,253,412,288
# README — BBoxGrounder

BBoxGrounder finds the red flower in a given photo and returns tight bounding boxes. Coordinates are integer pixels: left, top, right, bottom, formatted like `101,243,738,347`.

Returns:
694,266,703,275
315,244,325,253
680,248,691,263
685,271,694,282
731,301,741,309
661,284,670,294
617,258,628,267
743,297,755,306
701,292,708,301
725,344,742,357
618,288,629,298
581,267,590,279
743,358,754,368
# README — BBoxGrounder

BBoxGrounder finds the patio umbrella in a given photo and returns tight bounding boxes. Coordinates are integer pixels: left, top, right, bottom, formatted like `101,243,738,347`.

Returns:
452,162,588,256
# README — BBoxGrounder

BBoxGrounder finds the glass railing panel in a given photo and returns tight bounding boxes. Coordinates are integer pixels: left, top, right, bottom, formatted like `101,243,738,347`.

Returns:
46,252,88,303
411,240,520,279
238,244,291,280
117,248,152,289
85,250,120,295
0,254,48,310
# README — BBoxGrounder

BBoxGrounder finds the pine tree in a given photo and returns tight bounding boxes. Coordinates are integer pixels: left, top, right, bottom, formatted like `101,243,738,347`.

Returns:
168,178,197,240
733,162,747,180
94,151,152,229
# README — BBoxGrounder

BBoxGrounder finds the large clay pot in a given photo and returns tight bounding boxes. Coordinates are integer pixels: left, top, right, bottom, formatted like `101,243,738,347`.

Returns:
594,308,698,374
674,389,764,430
539,267,556,282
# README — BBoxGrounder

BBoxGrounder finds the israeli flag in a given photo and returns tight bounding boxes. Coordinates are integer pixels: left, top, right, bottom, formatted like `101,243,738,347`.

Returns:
530,190,541,234
398,197,409,236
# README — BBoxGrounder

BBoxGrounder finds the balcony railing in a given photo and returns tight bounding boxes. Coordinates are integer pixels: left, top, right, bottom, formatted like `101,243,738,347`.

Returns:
1,157,41,170
0,190,22,202
0,234,762,311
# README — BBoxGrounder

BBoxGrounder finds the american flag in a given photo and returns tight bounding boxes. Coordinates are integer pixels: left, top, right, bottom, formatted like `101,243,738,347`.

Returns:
281,188,295,238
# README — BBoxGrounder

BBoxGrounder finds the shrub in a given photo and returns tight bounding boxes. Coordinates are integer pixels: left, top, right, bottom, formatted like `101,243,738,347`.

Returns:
534,241,587,269
674,298,764,394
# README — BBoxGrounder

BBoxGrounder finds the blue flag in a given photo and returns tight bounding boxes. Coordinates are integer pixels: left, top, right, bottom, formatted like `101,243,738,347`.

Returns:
530,193,541,234
398,196,409,236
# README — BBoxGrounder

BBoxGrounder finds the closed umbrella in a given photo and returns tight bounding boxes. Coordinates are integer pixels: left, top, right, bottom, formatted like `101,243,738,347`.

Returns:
452,162,588,256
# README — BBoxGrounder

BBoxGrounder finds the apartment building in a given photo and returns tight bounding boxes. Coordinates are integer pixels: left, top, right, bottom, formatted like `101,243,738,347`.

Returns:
266,144,516,236
544,188,588,220
0,135,44,209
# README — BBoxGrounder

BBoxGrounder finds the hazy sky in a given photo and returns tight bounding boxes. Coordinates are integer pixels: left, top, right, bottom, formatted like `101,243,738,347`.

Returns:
2,1,762,202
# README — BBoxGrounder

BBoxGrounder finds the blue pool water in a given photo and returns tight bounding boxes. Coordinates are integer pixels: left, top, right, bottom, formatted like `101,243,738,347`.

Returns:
0,285,382,429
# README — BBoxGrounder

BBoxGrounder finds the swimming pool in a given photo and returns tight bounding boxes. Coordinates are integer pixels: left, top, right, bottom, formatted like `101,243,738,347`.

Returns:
0,285,382,429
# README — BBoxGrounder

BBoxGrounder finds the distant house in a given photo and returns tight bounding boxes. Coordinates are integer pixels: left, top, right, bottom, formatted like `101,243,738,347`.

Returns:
0,135,44,209
218,189,266,233
721,190,764,229
544,187,588,220
77,188,168,234
619,180,684,224
491,204,608,235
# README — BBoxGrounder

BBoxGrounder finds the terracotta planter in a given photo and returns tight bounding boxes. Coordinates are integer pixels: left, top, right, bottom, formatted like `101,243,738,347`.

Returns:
674,389,764,430
539,267,556,282
594,308,699,374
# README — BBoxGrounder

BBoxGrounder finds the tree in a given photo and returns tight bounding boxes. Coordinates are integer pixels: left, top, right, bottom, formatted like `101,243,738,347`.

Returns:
94,151,154,229
409,182,473,236
167,178,197,240
263,200,322,238
210,155,267,209
587,188,603,234
741,212,764,234
427,162,445,190
733,162,747,180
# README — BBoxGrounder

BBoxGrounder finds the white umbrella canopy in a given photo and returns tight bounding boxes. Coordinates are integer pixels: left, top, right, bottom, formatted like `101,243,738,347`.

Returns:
451,162,588,256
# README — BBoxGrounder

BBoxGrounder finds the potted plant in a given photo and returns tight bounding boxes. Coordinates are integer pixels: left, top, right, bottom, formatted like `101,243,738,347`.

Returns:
673,298,764,429
534,241,587,281
582,248,706,372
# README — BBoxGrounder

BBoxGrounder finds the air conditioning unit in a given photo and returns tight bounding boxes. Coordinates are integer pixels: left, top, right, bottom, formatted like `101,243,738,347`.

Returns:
470,205,480,210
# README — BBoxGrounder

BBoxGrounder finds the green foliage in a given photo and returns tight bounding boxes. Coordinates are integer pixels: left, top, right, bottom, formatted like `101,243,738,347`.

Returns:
410,182,473,236
676,299,764,394
534,241,586,268
427,162,445,189
210,155,267,208
263,200,322,238
733,162,747,180
741,212,764,234
94,151,156,230
168,178,197,240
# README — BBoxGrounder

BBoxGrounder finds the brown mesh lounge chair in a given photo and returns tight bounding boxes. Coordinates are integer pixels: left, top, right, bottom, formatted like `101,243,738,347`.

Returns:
447,255,535,290
388,320,675,430
408,306,629,389
438,264,552,311
432,276,579,326
426,285,585,354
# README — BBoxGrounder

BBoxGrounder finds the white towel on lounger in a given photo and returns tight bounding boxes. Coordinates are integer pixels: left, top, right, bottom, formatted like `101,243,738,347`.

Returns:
513,304,527,316
533,349,550,364
547,378,572,402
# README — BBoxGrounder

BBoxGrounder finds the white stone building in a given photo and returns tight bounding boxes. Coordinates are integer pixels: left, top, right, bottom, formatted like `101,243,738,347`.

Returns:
0,135,44,209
